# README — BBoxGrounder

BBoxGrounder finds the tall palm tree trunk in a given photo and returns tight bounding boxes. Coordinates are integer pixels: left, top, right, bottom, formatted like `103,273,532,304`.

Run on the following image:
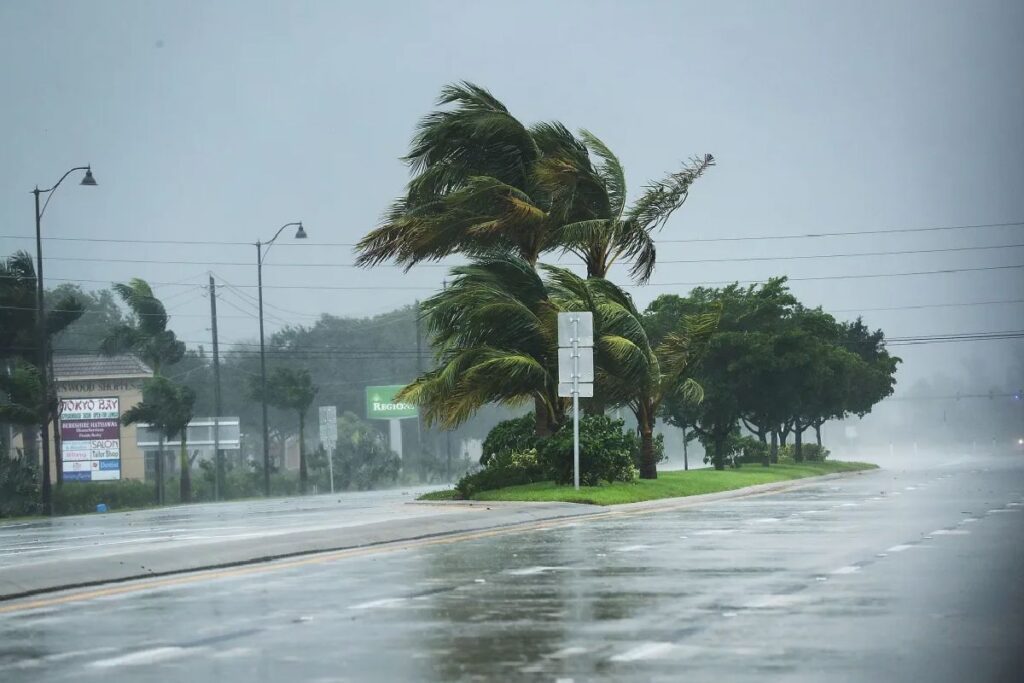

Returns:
534,396,552,438
637,401,658,480
298,410,307,494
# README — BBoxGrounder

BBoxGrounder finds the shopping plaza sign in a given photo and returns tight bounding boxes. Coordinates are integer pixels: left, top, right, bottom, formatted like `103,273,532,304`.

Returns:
60,396,121,481
365,385,418,420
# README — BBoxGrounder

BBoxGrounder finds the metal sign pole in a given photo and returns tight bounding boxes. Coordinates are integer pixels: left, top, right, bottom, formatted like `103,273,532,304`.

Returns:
327,443,335,494
572,317,580,490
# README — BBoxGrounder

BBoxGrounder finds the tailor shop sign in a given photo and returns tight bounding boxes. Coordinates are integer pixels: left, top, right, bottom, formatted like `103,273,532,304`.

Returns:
365,385,418,420
60,397,122,481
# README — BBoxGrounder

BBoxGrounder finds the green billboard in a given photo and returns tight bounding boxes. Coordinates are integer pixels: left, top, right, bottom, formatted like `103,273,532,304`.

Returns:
365,385,418,420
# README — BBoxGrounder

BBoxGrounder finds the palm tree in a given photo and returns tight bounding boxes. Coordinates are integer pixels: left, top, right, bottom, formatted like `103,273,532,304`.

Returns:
356,82,713,283
250,368,318,493
400,255,562,436
543,132,714,282
546,270,718,478
398,253,711,473
1,251,83,488
100,278,184,374
121,376,195,503
0,360,43,443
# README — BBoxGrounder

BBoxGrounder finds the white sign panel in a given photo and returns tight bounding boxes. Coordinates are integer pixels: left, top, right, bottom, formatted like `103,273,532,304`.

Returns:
558,382,594,398
318,405,338,445
557,347,594,383
59,397,121,482
557,312,594,347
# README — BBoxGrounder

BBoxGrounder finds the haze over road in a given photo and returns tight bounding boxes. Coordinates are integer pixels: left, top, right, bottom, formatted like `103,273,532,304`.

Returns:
1,451,1022,682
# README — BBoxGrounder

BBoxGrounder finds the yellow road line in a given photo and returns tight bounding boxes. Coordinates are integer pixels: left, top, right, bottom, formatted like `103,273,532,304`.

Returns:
0,475,842,615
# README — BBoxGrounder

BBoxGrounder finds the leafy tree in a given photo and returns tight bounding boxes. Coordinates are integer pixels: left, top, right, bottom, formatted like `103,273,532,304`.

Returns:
248,367,318,493
100,279,184,374
121,376,196,503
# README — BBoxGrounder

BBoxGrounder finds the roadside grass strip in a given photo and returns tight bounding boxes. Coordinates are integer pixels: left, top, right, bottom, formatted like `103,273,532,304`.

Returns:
421,461,876,506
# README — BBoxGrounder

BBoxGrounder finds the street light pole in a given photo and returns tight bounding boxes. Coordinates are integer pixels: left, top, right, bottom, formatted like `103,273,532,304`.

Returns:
255,221,306,497
32,166,97,515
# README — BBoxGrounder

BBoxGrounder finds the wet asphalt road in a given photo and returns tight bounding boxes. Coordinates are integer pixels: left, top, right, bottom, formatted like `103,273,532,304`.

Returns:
0,485,440,571
1,452,1022,682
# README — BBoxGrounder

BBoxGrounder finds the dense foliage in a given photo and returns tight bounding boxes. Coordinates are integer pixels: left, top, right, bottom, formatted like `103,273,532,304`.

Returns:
480,414,537,466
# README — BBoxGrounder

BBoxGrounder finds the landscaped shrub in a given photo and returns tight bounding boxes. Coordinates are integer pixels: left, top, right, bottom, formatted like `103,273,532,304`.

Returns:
0,456,40,517
735,436,769,466
538,415,639,486
53,479,155,515
480,414,538,466
799,443,829,461
778,443,830,462
456,447,545,498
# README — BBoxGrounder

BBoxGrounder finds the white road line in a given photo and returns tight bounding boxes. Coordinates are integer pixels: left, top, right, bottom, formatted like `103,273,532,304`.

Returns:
348,597,407,610
831,565,861,575
89,646,194,668
609,642,676,662
507,566,561,576
887,544,913,552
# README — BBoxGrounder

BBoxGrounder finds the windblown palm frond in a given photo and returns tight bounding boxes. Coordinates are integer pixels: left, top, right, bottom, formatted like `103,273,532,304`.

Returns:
627,154,715,233
102,279,183,373
0,360,43,425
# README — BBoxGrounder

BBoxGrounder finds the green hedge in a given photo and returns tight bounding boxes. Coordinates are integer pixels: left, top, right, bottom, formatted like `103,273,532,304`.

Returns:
480,414,538,466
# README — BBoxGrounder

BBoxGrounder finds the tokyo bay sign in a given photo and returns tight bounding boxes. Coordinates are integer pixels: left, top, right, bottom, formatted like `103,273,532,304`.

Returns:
365,385,418,420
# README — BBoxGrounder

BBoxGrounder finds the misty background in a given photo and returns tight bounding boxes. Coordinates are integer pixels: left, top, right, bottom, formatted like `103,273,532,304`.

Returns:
2,0,1022,459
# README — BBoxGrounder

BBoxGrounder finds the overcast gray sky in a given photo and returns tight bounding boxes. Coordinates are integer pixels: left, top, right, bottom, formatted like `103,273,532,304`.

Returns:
1,0,1022,392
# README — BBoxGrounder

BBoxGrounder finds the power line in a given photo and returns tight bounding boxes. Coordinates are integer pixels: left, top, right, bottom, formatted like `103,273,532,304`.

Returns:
27,240,1024,269
8,262,1019,291
831,298,1024,313
648,264,1024,287
657,220,1024,244
2,219,1021,247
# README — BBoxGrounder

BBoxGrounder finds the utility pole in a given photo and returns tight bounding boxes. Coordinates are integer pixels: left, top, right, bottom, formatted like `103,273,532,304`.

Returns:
209,275,224,500
414,300,425,481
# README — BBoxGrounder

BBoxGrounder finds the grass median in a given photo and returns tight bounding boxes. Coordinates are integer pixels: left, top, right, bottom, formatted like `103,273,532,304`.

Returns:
419,460,877,506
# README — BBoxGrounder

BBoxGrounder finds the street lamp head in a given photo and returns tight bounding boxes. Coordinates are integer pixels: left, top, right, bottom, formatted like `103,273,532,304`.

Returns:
294,223,307,239
80,167,98,186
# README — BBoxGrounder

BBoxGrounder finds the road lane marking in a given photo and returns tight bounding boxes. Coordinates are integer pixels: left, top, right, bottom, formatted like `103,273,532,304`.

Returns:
348,597,407,610
610,642,676,661
507,566,561,575
831,565,861,575
89,646,193,667
886,544,913,552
